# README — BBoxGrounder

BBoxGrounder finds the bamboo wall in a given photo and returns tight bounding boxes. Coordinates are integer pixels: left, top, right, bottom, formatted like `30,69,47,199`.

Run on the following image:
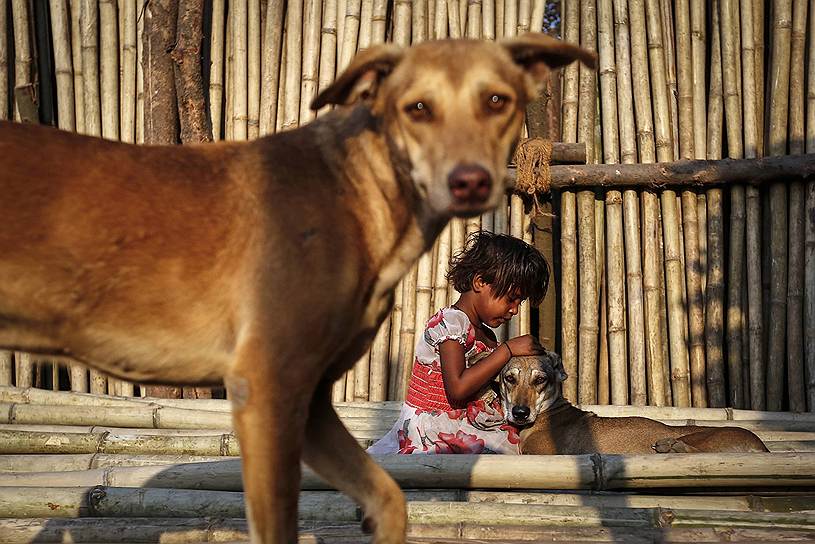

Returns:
0,0,813,412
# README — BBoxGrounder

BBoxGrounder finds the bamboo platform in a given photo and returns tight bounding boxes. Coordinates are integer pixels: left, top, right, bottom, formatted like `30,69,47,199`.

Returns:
1,389,814,542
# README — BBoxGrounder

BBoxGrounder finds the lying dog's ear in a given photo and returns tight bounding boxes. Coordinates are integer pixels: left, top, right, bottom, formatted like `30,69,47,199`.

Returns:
549,351,567,382
311,44,404,110
500,32,597,90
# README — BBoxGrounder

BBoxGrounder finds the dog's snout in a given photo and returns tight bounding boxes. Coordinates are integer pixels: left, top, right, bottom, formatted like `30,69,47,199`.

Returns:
448,165,493,205
511,405,531,422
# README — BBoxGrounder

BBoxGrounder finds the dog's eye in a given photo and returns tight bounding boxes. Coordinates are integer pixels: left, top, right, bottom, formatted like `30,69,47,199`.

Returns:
504,374,516,385
405,101,432,121
486,94,508,113
533,376,547,386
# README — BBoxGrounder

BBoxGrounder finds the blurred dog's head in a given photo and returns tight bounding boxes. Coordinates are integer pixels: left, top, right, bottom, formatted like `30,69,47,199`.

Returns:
499,351,567,426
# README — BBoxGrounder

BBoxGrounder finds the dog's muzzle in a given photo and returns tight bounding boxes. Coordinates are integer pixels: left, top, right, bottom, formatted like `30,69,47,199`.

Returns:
511,405,531,423
448,164,493,206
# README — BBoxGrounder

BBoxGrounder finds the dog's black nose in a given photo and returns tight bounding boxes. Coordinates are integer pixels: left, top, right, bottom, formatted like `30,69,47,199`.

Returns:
448,165,492,205
512,405,531,421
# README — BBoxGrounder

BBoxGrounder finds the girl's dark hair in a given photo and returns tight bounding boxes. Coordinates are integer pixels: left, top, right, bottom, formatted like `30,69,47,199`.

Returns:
446,231,550,306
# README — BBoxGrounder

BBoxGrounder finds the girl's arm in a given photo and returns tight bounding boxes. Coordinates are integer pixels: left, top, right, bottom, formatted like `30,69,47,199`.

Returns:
439,340,511,404
439,335,546,404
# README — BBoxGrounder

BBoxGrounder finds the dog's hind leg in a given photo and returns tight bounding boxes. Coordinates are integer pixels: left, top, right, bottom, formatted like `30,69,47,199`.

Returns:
303,383,407,544
653,428,769,453
227,339,314,543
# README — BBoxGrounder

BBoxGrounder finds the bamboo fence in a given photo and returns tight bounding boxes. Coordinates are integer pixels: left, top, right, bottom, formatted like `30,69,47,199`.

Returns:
0,0,814,415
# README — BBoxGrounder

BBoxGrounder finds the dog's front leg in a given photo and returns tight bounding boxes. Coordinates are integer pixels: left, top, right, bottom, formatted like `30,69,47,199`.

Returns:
303,384,407,544
227,341,312,543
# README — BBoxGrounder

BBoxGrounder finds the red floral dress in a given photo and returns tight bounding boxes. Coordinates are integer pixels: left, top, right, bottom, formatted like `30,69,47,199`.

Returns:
367,308,521,455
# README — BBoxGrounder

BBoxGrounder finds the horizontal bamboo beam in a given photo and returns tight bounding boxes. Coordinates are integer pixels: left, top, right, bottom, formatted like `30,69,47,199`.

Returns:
3,517,815,543
1,487,814,532
1,453,813,491
3,485,811,516
508,153,815,191
5,387,815,423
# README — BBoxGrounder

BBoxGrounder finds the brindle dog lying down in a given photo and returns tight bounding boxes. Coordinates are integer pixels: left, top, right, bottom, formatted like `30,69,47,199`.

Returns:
499,352,769,454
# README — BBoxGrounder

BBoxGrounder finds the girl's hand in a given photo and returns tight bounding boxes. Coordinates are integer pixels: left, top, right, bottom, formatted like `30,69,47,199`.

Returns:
505,334,545,357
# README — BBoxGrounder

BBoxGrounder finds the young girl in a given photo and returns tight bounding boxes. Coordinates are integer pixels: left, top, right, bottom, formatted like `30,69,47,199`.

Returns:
368,231,549,455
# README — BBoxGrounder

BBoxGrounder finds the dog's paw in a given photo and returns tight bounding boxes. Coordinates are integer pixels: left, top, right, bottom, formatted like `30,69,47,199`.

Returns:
652,437,695,453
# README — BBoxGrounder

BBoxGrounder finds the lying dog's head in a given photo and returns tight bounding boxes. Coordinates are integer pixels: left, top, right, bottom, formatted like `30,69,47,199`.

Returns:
312,34,596,218
500,351,567,425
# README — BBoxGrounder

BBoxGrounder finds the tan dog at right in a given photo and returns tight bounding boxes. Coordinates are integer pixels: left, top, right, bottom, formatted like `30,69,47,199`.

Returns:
500,353,769,454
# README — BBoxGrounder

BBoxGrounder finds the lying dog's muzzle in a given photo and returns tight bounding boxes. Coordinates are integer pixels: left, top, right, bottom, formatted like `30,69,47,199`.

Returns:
511,405,531,422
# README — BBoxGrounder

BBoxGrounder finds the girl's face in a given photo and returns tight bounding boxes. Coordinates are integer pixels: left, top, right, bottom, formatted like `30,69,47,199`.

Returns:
474,279,524,328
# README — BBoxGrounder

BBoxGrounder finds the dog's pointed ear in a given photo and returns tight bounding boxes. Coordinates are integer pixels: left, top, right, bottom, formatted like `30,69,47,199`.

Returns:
311,44,405,110
549,351,567,382
500,32,597,89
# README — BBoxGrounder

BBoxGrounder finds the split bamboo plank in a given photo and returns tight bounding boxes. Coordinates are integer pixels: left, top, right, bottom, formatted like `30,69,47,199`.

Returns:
246,0,261,138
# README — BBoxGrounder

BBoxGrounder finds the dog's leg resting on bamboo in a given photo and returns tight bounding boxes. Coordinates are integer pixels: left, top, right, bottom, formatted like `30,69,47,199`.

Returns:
228,340,313,543
303,384,407,544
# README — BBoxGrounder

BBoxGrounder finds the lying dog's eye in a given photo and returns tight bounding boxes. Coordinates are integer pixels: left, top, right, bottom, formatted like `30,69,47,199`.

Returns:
405,101,432,121
533,376,547,386
504,374,516,385
486,94,508,112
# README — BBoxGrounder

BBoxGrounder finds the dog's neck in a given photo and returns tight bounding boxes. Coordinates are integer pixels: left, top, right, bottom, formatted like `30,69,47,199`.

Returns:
304,105,448,311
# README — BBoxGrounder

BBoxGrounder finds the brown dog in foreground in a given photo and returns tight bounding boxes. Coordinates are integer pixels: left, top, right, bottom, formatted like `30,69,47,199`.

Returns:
0,35,594,543
501,353,769,454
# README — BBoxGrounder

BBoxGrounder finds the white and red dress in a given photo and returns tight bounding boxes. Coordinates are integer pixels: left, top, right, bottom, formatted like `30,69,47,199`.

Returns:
367,307,521,455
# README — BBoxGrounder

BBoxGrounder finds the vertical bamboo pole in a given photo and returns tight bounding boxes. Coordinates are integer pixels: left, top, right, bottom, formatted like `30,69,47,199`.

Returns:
0,0,6,121
247,0,261,138
433,225,452,314
393,1,411,45
121,0,136,143
698,194,707,294
447,0,460,37
517,0,530,34
740,0,764,410
358,0,372,48
806,0,815,411
135,0,144,143
414,250,434,363
703,0,725,407
560,0,580,402
80,0,101,135
614,0,646,405
576,0,598,405
530,0,545,31
10,0,33,122
754,0,765,156
258,0,283,134
720,0,746,409
226,8,235,139
281,0,302,131
658,0,679,161
69,0,86,133
412,0,426,43
766,0,792,411
208,0,225,139
100,0,119,140
689,0,705,159
0,352,10,386
50,0,76,130
372,0,387,42
368,319,391,402
15,353,33,388
231,0,248,139
677,0,706,407
299,0,321,126
482,0,495,40
338,0,347,51
396,267,419,400
338,0,361,73
785,0,807,412
596,199,609,405
506,0,523,340
318,0,338,95
386,281,403,400
598,0,626,404
630,0,665,406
